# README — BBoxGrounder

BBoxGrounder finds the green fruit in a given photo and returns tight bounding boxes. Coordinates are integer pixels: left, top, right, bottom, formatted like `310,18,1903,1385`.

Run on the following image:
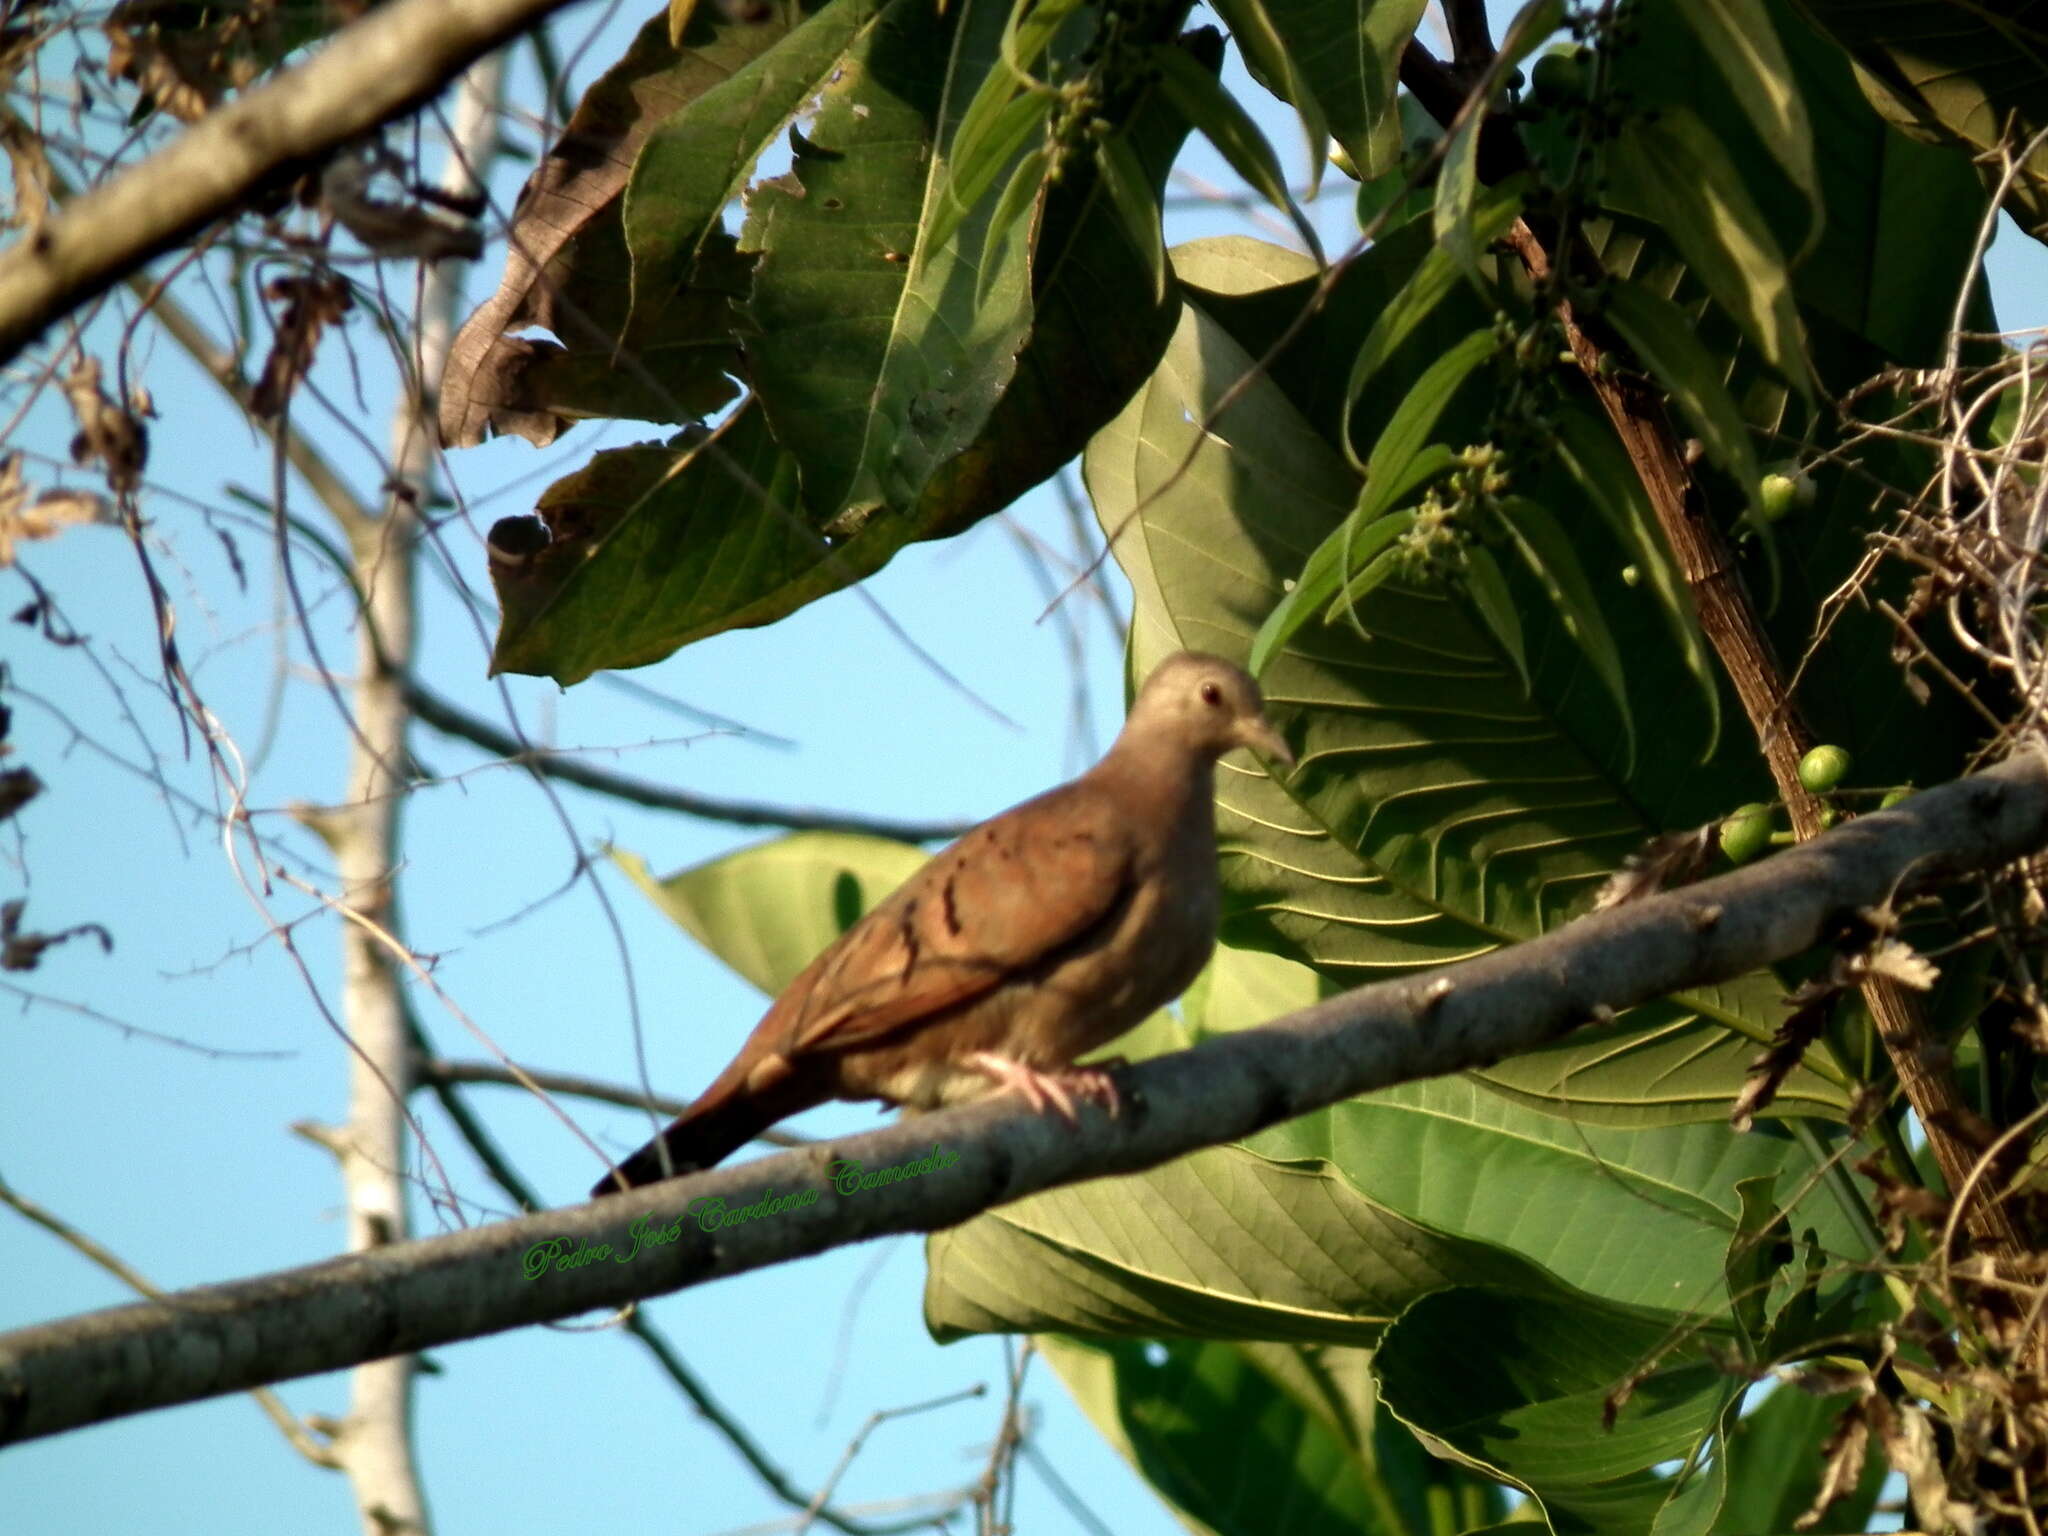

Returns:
1721,803,1772,865
1759,473,1798,523
1880,784,1914,810
1798,744,1852,792
1530,50,1587,103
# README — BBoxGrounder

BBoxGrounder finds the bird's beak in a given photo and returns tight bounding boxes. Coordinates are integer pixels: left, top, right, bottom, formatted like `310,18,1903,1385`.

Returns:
1237,716,1296,771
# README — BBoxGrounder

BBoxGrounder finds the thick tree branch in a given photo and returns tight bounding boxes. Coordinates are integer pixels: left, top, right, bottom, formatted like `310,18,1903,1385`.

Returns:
4,752,2046,1445
0,0,578,365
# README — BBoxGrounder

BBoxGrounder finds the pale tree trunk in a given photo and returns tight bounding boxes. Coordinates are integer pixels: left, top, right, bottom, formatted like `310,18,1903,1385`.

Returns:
313,59,502,1536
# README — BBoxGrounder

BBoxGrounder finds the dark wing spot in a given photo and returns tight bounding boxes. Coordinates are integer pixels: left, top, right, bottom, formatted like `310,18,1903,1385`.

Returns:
940,875,963,938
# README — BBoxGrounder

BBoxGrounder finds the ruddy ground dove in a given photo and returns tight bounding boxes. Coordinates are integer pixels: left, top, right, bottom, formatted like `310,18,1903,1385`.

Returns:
591,651,1293,1196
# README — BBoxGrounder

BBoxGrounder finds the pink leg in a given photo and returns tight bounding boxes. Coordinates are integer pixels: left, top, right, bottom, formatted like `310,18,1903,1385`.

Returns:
967,1053,1122,1123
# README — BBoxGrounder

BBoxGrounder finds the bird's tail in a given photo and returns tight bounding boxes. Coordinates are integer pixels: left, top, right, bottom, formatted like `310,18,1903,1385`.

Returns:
589,1069,811,1198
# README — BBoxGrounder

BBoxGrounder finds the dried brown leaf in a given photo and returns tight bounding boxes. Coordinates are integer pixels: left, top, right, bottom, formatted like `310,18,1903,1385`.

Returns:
251,273,352,420
1592,824,1719,911
1732,993,1833,1132
1794,1402,1871,1531
62,358,147,495
1864,936,1939,990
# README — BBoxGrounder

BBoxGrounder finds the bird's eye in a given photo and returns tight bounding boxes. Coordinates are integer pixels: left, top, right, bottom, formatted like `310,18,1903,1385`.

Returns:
1199,682,1223,707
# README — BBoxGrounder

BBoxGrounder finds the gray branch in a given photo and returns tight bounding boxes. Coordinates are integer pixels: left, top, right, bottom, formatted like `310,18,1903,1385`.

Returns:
0,0,578,365
6,752,2047,1445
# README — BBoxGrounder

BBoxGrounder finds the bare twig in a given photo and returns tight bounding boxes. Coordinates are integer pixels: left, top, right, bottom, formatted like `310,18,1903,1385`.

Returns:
0,0,585,364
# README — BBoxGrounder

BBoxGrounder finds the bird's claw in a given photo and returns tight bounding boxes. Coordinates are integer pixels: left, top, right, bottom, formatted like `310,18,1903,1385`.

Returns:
968,1053,1122,1123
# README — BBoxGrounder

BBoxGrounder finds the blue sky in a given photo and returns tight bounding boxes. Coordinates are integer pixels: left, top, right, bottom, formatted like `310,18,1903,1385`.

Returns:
5,1,2047,1531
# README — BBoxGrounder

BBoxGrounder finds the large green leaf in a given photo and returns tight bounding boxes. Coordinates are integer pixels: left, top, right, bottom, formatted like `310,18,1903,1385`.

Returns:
1603,107,1808,392
1242,0,1428,180
623,0,893,316
1670,0,1820,253
1247,1076,1865,1319
1601,0,1993,365
608,829,926,993
924,1137,1552,1344
483,25,1200,681
1709,1381,1885,1534
1086,283,1849,1125
1793,0,2048,243
1375,1285,1730,1536
736,0,1033,523
1040,1335,1511,1536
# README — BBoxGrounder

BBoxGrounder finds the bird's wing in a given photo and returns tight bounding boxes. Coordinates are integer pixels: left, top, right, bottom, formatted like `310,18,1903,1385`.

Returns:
766,781,1137,1057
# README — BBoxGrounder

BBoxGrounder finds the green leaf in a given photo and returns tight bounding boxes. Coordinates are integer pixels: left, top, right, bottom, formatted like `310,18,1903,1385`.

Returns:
1671,0,1819,256
1376,1285,1729,1536
486,405,813,682
1096,130,1170,303
1251,504,1420,675
1496,495,1636,772
1360,327,1497,485
1462,544,1528,695
1605,107,1808,392
1090,286,1851,1126
929,86,1052,255
623,0,891,330
1341,185,1520,467
1600,0,1991,366
1254,0,1428,180
1552,409,1722,762
739,0,1033,524
924,1141,1551,1343
1000,0,1087,79
608,831,926,994
1796,0,2048,247
1152,39,1323,263
1710,1382,1885,1535
1039,1335,1512,1536
976,145,1050,308
1602,277,1765,521
1324,523,1417,631
1238,1039,1865,1316
1205,0,1333,189
1431,106,1484,278
1433,0,1562,274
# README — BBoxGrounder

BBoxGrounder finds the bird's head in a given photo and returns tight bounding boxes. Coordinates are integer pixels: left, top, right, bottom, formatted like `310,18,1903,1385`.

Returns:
1127,652,1295,770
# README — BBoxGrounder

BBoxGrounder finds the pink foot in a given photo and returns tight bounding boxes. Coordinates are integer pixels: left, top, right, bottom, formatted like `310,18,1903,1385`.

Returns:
967,1053,1122,1124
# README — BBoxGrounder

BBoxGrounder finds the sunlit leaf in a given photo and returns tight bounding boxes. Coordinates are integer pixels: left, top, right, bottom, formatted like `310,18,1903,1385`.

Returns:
1606,107,1809,392
1672,0,1819,256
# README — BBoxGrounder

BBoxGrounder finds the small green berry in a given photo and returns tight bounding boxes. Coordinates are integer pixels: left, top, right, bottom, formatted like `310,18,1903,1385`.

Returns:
1530,50,1587,104
1879,784,1913,809
1759,473,1799,523
1721,803,1772,865
1798,744,1852,793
